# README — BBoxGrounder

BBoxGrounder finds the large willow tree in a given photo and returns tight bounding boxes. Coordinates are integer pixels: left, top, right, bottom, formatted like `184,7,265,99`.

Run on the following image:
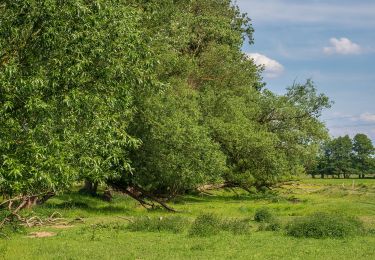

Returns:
0,0,154,207
127,0,331,192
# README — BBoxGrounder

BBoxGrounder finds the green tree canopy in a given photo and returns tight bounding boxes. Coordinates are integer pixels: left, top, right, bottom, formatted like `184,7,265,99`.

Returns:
353,134,374,178
124,0,331,191
1,0,333,212
0,0,154,201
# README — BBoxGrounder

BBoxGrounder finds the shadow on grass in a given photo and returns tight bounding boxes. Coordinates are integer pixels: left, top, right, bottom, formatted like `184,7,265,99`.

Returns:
36,192,134,215
174,192,290,204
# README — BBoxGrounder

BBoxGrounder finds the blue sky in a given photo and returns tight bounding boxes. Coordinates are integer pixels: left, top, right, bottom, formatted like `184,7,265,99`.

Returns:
237,0,375,142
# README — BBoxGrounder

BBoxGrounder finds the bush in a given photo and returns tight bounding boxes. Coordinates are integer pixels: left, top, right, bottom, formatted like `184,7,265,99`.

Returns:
221,218,251,235
128,216,189,233
266,220,282,231
254,208,274,222
189,213,250,236
189,213,222,237
257,218,282,232
286,212,363,239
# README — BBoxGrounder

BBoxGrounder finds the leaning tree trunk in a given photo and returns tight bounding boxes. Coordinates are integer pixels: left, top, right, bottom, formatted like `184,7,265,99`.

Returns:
106,181,176,212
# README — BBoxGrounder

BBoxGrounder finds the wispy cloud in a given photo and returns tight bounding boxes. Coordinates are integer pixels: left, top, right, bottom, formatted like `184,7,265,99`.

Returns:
246,53,284,78
359,113,375,122
323,38,362,55
325,112,375,141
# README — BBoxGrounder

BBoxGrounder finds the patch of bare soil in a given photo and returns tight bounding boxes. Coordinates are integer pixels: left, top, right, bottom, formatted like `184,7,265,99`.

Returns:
27,232,56,238
52,225,74,229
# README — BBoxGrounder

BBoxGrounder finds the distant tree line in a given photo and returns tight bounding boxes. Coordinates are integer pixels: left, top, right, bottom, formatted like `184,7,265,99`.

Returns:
312,134,375,179
1,0,331,212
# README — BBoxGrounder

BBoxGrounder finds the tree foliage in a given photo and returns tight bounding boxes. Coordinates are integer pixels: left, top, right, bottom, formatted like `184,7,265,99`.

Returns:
1,0,332,211
0,0,154,199
315,134,374,178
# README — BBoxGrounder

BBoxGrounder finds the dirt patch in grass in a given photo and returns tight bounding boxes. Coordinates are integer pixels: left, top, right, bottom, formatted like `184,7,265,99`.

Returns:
27,232,56,238
52,225,75,229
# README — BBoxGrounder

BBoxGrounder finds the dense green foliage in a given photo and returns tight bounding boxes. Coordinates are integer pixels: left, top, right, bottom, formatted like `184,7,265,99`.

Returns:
286,212,363,239
0,0,154,198
124,0,331,193
353,134,375,178
127,87,227,196
315,134,374,178
1,0,331,207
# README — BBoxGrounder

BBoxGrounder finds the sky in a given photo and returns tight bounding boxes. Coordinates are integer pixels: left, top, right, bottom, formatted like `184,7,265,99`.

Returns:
237,0,375,142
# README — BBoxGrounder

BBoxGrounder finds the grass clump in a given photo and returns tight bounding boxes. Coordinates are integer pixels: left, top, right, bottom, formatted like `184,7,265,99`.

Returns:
189,213,222,237
189,213,250,236
258,219,282,232
254,207,282,232
221,218,251,235
254,207,274,222
128,216,189,233
286,212,363,239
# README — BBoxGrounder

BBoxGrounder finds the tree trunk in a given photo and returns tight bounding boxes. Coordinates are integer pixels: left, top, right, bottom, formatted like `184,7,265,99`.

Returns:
80,180,98,196
102,188,113,202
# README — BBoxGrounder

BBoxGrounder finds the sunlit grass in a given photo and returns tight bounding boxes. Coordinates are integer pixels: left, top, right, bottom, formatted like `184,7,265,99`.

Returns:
2,177,375,259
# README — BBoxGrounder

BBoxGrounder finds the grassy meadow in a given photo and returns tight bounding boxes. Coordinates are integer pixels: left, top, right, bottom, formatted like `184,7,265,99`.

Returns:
1,178,375,260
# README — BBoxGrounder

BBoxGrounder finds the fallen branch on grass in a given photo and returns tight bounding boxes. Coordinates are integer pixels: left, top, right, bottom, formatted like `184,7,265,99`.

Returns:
0,194,67,229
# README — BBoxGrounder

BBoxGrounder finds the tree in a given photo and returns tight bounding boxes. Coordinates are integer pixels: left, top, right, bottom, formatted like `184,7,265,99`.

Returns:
1,0,333,217
317,136,354,178
257,80,331,178
124,85,227,197
0,0,154,208
352,134,374,178
125,0,331,191
315,134,374,179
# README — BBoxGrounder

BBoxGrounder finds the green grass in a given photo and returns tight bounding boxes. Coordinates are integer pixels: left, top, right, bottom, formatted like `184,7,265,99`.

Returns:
1,178,375,259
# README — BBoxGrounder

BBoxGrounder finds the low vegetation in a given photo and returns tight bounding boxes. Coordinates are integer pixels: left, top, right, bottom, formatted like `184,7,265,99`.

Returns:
128,216,189,234
254,207,275,223
286,212,364,239
1,179,375,259
189,213,250,236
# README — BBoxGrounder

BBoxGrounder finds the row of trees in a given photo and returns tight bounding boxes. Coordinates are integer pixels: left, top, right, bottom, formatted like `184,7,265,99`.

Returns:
313,134,375,179
1,0,331,211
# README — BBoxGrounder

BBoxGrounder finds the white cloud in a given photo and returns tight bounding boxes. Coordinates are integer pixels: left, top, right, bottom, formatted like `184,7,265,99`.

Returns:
246,53,284,78
326,112,375,142
323,38,362,55
360,113,375,122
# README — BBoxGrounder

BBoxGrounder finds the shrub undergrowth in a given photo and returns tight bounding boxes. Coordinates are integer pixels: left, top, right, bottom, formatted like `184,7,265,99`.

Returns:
286,212,363,239
254,208,282,231
128,216,189,233
189,213,250,237
254,208,274,223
